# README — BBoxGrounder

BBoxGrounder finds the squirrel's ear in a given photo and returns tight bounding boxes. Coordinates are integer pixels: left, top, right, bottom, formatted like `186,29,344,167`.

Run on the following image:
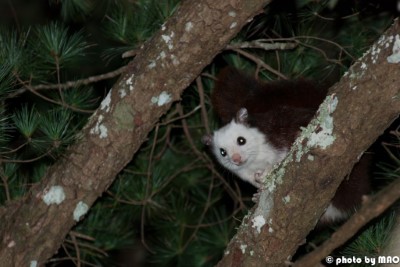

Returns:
201,134,213,146
236,108,248,124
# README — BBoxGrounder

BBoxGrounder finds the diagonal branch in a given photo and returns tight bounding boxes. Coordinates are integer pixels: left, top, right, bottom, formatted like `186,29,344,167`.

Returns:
0,0,272,266
216,18,400,267
294,177,400,267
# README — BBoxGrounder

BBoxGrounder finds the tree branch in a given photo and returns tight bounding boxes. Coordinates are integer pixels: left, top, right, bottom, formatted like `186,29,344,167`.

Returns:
294,177,400,267
216,18,400,267
0,0,272,265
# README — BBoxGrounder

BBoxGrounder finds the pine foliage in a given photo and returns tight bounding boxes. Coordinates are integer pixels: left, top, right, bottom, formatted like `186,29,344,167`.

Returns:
0,0,398,266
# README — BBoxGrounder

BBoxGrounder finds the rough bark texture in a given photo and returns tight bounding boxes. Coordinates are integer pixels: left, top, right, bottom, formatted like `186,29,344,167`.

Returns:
0,0,271,266
216,19,400,267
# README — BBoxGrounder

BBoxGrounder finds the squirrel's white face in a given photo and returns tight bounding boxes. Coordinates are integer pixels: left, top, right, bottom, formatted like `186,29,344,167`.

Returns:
202,108,286,186
212,120,266,172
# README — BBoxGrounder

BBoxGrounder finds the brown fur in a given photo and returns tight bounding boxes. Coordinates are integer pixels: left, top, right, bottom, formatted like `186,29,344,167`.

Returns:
211,66,371,223
212,67,327,149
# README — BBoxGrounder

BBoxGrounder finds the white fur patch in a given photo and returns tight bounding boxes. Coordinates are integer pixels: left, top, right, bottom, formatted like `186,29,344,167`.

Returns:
211,120,286,187
320,204,348,222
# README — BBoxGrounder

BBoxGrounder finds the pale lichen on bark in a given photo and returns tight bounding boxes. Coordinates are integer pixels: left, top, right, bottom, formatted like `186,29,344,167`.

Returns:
42,186,66,205
73,201,89,222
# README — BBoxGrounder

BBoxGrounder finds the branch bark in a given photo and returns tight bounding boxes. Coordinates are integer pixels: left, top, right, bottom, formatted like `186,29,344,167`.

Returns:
0,0,271,265
294,177,400,266
216,19,400,266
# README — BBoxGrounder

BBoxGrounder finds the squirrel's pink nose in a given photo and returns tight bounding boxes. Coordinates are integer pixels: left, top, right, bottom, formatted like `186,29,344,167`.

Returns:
231,153,242,164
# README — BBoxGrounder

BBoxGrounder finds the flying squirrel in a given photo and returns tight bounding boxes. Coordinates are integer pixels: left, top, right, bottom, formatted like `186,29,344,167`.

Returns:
202,67,371,224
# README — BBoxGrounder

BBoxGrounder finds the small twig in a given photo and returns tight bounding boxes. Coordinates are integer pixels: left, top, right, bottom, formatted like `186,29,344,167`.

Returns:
61,243,78,266
54,55,65,105
177,103,204,158
0,147,55,163
296,41,345,67
294,36,356,61
158,105,201,126
0,141,28,155
69,231,95,242
196,77,211,135
275,50,281,71
293,177,400,267
64,236,108,257
200,72,217,82
181,172,215,251
313,11,360,21
241,37,346,68
150,161,205,196
226,40,298,51
382,141,400,163
69,233,81,267
9,65,128,98
140,124,159,254
229,48,288,80
239,36,356,64
0,171,10,202
106,190,145,205
122,49,138,58
14,75,94,114
184,205,244,228
153,126,172,160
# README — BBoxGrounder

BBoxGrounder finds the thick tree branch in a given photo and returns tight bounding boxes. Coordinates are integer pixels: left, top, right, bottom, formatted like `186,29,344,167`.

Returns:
0,0,271,266
216,19,400,267
294,177,400,266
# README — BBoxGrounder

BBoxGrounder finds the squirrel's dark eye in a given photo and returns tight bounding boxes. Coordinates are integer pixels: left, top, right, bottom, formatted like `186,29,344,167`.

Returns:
220,148,227,157
237,136,246,146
